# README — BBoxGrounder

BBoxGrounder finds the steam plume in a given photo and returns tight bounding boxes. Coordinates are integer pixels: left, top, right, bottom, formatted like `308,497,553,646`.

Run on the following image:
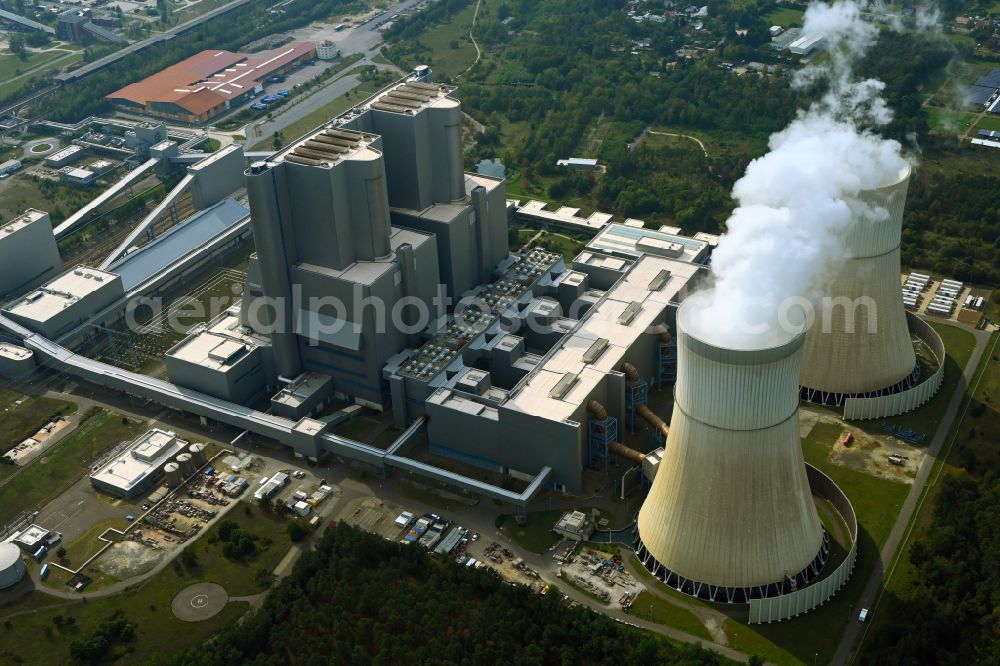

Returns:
685,0,909,349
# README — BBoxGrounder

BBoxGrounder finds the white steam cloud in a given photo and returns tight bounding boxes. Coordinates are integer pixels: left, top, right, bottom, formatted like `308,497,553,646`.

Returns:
685,0,910,349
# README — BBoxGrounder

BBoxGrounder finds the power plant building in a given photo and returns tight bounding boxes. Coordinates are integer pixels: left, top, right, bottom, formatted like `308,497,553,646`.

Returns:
801,164,917,404
420,255,700,492
3,266,124,339
165,309,274,405
636,300,827,602
0,209,62,298
341,81,509,299
244,118,448,409
89,428,188,498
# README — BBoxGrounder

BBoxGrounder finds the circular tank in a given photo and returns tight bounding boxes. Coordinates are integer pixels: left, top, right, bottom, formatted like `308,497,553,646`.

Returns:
164,462,181,488
188,443,207,467
0,542,26,590
175,453,193,478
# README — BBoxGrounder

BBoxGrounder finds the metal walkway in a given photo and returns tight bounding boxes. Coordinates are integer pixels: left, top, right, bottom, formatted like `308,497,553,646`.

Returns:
100,173,194,268
0,313,551,506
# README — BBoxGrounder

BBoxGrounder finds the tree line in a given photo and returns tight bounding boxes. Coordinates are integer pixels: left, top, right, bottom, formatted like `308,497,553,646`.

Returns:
155,522,732,666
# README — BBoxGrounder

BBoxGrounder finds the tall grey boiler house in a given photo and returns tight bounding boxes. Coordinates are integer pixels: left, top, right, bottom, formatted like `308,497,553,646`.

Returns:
243,82,509,409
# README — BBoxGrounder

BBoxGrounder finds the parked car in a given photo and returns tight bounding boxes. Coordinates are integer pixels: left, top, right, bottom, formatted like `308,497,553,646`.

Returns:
858,608,869,623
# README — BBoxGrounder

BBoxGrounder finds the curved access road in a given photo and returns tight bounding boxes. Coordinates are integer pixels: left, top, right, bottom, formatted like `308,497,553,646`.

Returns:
832,323,995,665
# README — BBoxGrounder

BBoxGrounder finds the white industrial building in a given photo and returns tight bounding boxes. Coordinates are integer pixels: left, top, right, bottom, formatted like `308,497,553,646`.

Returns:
0,208,62,297
0,159,22,176
2,266,124,339
317,39,339,60
89,428,188,498
11,523,52,552
553,510,595,541
45,145,84,168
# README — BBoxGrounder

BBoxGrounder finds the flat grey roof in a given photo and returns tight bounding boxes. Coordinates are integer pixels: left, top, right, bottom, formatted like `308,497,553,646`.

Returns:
5,266,119,323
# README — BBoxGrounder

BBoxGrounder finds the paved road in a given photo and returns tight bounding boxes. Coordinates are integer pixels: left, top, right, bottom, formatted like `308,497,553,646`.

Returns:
831,323,994,665
244,71,367,150
239,0,425,149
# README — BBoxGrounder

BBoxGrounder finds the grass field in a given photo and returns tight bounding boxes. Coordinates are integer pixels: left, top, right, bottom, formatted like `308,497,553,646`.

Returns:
0,174,105,225
0,501,293,662
0,409,144,526
0,49,81,101
0,49,70,83
414,1,479,79
512,227,587,263
974,113,1000,132
180,500,294,596
498,509,562,552
763,7,805,27
0,561,247,664
629,591,712,641
0,388,76,455
925,107,976,134
802,421,909,548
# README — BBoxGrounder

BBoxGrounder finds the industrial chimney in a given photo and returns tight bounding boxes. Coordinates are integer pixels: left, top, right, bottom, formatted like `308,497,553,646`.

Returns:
800,164,916,404
636,300,827,603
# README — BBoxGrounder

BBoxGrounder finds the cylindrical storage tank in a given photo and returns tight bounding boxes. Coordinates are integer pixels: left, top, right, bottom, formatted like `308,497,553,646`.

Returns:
636,300,826,603
175,453,193,478
0,542,26,590
164,462,181,488
188,443,207,467
316,40,338,60
800,164,916,402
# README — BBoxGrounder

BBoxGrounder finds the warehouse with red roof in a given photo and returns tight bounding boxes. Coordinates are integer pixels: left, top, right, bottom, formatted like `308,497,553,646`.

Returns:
107,42,317,123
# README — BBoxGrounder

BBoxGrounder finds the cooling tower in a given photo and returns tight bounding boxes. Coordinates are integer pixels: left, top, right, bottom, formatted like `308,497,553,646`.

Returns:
636,301,827,602
800,164,916,402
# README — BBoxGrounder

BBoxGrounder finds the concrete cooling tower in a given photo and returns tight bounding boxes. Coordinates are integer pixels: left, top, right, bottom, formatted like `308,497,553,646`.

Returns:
636,301,828,603
800,164,916,404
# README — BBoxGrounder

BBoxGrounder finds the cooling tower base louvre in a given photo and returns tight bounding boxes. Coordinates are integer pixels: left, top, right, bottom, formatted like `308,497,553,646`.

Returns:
801,361,919,407
634,532,831,604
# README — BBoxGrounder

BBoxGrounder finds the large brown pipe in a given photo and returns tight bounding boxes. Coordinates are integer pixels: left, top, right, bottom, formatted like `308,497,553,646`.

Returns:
637,405,669,441
618,363,669,441
587,399,648,465
586,399,607,421
609,441,646,464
